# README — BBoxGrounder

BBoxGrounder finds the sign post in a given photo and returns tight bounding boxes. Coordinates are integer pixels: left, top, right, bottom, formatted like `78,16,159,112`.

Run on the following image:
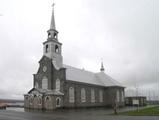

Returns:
133,99,139,112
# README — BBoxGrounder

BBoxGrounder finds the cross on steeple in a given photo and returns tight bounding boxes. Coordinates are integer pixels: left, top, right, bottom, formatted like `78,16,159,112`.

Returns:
47,2,58,41
100,59,105,72
52,3,55,7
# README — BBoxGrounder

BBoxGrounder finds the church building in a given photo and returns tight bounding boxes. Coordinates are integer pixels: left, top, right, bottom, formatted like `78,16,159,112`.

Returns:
24,5,125,110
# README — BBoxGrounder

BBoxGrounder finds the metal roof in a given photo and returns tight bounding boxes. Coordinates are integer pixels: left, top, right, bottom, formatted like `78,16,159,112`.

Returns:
63,64,124,87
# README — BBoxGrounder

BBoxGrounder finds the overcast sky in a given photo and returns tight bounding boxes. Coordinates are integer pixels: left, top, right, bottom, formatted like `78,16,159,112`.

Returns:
0,0,159,100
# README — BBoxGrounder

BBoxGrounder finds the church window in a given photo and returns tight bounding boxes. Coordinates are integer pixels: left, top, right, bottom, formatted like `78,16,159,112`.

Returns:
55,45,59,53
30,97,33,105
48,32,51,38
116,90,120,102
54,33,57,38
45,44,49,53
91,89,95,102
91,89,95,103
99,90,103,102
45,96,50,101
56,97,61,107
56,79,60,91
42,76,48,89
121,91,124,102
69,87,75,103
81,88,86,102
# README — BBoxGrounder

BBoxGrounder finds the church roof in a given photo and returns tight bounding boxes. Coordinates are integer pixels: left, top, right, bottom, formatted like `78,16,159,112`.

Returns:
28,88,64,95
63,64,124,87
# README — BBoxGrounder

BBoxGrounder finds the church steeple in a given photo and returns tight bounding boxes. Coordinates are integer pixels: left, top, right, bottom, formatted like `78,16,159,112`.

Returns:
43,3,63,69
47,3,58,41
50,3,56,30
100,61,105,72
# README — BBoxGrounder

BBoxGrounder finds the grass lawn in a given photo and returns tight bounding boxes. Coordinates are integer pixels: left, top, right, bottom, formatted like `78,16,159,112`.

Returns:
119,106,159,116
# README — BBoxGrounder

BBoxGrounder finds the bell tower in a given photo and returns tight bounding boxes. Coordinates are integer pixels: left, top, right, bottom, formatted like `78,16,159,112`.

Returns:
43,4,63,69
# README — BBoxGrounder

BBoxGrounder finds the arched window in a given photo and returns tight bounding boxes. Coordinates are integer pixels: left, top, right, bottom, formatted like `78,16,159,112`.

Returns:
116,90,120,102
56,97,61,107
121,91,124,102
42,76,48,89
48,32,51,38
33,95,38,106
34,94,37,98
29,96,33,105
99,90,103,102
38,95,42,105
81,88,86,102
45,44,49,53
54,33,57,38
91,89,95,103
55,45,59,53
45,96,50,101
69,87,74,103
56,79,60,91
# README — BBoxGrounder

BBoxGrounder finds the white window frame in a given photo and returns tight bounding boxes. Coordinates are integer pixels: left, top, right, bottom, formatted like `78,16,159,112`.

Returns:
56,97,61,107
116,90,120,102
91,89,95,103
99,90,103,102
121,91,124,102
69,87,75,103
81,88,86,102
55,79,60,91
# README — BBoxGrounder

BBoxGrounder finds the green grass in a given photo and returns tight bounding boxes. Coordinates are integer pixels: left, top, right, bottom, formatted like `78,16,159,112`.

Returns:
119,106,159,116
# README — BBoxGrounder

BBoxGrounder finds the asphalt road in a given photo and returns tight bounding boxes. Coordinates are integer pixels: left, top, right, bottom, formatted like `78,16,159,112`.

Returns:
0,107,159,120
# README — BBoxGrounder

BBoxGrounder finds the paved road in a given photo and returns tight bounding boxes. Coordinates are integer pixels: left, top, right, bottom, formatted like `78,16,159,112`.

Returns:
0,107,159,120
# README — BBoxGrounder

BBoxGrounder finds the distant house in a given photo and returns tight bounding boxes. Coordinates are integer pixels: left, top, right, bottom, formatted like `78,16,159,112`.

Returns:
24,4,125,110
125,96,147,106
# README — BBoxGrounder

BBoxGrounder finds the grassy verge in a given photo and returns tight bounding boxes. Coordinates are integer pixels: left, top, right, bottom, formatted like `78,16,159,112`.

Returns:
119,106,159,116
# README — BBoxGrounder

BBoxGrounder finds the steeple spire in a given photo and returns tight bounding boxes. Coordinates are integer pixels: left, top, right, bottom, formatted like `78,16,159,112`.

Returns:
43,3,63,68
50,3,56,30
47,3,58,41
100,61,105,72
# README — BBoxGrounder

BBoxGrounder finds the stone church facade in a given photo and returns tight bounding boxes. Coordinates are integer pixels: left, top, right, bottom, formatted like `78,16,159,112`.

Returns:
24,5,125,110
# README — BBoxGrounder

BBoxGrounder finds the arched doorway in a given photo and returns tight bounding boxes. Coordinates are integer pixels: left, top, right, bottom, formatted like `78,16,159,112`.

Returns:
56,97,61,107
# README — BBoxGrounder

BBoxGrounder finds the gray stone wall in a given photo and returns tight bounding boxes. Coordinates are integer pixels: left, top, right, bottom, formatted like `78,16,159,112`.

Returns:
63,81,125,108
24,94,43,110
24,94,63,110
33,56,66,93
34,56,54,89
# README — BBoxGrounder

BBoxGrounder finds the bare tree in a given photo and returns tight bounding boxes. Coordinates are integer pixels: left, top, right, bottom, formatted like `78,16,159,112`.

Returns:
110,89,118,115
